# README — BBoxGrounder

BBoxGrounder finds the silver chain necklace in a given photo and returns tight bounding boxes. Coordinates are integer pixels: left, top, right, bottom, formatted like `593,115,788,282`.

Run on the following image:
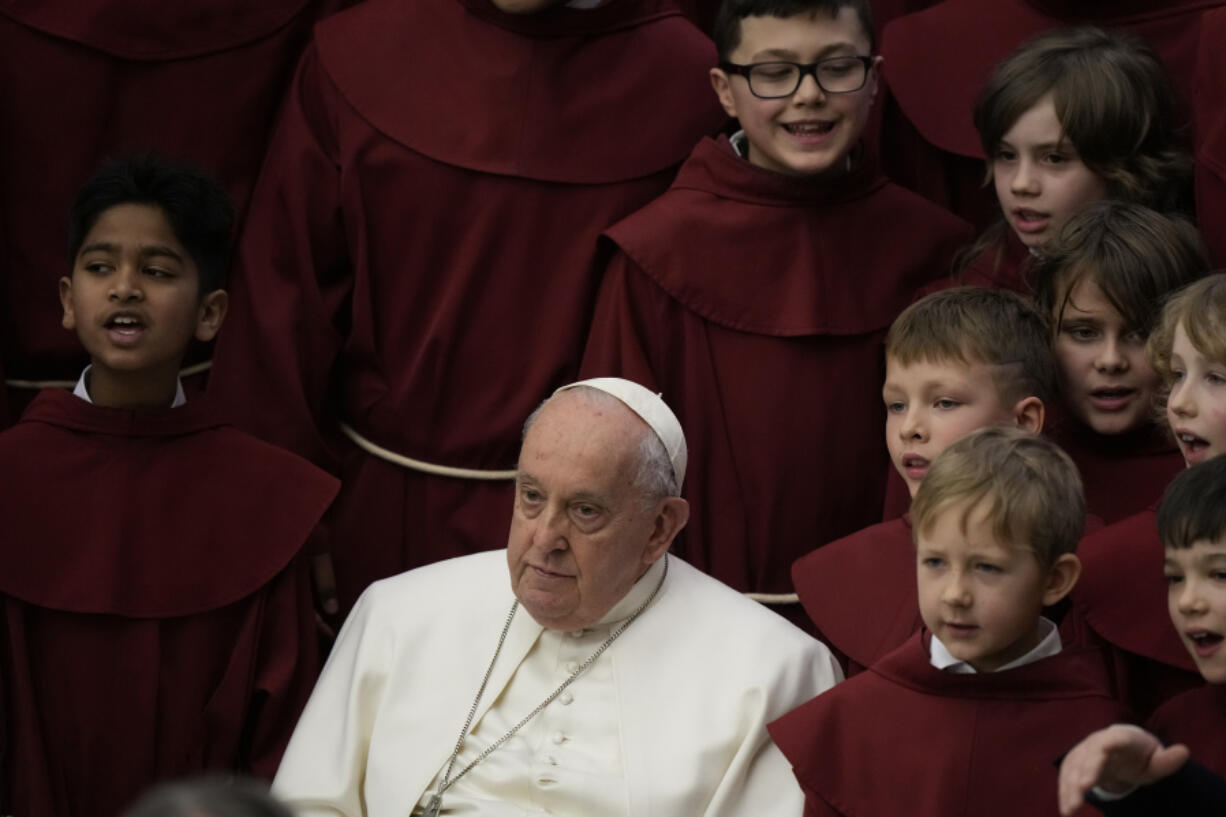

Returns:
420,555,669,817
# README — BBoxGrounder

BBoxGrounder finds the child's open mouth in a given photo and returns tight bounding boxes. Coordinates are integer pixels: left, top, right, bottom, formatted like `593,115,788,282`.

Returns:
105,314,146,343
1089,387,1136,411
1188,629,1224,657
901,455,929,481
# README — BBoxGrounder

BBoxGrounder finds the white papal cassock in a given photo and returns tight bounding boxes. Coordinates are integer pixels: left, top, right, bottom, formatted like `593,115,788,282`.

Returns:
273,550,841,816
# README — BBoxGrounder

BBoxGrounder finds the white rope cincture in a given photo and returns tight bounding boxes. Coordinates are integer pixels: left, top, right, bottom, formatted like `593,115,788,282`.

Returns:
339,423,518,481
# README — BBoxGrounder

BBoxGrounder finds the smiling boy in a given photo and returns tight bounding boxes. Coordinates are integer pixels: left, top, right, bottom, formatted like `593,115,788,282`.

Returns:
580,0,970,617
0,156,339,817
1058,456,1226,815
792,287,1054,673
770,428,1127,817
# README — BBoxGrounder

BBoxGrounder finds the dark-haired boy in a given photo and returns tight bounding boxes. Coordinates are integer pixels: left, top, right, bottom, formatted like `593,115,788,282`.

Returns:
1059,455,1226,815
579,0,970,614
792,287,1053,673
208,0,727,612
771,428,1127,817
0,156,339,817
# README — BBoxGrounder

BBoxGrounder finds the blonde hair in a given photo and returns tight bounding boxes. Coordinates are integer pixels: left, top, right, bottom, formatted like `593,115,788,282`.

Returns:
885,287,1057,405
911,427,1084,567
1148,273,1226,384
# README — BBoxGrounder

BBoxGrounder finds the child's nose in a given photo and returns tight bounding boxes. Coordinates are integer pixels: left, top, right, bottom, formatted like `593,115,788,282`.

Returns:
108,265,143,301
1092,337,1128,372
1010,159,1039,195
1168,381,1196,418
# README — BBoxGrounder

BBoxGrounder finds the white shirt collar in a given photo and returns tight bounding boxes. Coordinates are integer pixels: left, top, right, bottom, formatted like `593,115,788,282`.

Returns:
73,365,187,408
930,617,1061,674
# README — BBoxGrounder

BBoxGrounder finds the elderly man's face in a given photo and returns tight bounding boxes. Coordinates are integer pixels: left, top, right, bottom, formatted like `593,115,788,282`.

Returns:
507,392,674,631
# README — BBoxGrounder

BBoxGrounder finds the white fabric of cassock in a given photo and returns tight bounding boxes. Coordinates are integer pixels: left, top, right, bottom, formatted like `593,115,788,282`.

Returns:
273,550,841,816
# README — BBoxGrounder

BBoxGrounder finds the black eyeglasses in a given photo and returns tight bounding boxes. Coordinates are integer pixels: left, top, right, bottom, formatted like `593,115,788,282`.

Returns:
719,56,875,99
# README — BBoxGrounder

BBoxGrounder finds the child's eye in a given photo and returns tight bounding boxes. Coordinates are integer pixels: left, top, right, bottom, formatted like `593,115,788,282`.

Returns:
1171,367,1186,383
920,556,945,569
975,562,1003,574
1207,372,1226,387
1043,152,1069,165
934,398,960,410
993,147,1017,162
1164,572,1184,586
84,262,112,275
1063,325,1098,342
885,400,905,414
1210,570,1226,582
144,267,173,279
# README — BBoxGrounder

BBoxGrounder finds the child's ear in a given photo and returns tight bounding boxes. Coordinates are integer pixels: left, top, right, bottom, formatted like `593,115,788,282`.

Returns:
58,276,77,330
1041,553,1081,606
1012,396,1045,434
869,55,884,105
194,289,228,342
709,67,739,119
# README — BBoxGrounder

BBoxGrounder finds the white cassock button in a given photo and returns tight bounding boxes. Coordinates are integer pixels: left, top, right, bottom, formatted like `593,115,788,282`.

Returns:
569,629,585,638
552,731,565,745
565,661,580,674
559,691,574,705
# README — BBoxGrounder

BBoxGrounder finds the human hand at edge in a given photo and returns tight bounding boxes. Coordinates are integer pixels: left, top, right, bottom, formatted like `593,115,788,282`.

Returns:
1058,725,1191,815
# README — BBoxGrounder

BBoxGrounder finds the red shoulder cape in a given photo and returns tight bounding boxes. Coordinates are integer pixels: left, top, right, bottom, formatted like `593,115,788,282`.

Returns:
0,389,339,616
793,517,920,673
606,135,972,335
770,633,1129,817
1147,683,1226,778
0,0,311,59
314,0,726,182
881,0,1216,159
1074,507,1197,673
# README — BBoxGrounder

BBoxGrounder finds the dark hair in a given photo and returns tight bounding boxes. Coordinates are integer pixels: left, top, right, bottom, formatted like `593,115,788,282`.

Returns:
975,26,1191,211
120,778,292,817
1032,201,1209,340
712,0,876,60
1158,455,1226,550
68,154,234,293
886,286,1058,407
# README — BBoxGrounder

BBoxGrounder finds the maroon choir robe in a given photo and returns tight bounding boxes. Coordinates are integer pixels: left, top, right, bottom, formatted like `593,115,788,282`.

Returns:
579,135,970,601
0,0,347,421
1047,417,1184,525
769,633,1129,817
793,516,919,676
1072,506,1204,718
877,0,1216,227
207,0,727,610
1147,684,1226,778
1196,8,1226,266
0,389,339,817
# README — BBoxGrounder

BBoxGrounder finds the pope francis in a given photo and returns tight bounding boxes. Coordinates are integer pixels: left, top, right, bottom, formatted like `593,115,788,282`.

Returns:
272,378,842,816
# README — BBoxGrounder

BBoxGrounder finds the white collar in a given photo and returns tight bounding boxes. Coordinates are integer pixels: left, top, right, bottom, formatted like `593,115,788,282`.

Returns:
930,617,1061,674
73,365,187,408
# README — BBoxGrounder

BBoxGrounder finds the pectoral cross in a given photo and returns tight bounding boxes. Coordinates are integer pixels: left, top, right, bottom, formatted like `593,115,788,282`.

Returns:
423,793,443,817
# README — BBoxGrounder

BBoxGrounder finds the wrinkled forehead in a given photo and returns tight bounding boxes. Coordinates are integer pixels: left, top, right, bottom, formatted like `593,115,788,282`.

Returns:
519,391,645,473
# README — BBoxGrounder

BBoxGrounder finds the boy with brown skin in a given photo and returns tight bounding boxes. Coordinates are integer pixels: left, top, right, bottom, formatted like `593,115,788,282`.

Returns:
0,156,338,817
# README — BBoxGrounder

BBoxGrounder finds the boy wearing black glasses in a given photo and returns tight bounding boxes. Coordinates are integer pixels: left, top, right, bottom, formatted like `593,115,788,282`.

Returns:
580,0,971,624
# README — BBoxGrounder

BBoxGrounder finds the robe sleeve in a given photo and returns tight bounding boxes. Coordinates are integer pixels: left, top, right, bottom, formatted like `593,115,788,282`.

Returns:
209,43,354,471
272,586,393,816
244,559,322,779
